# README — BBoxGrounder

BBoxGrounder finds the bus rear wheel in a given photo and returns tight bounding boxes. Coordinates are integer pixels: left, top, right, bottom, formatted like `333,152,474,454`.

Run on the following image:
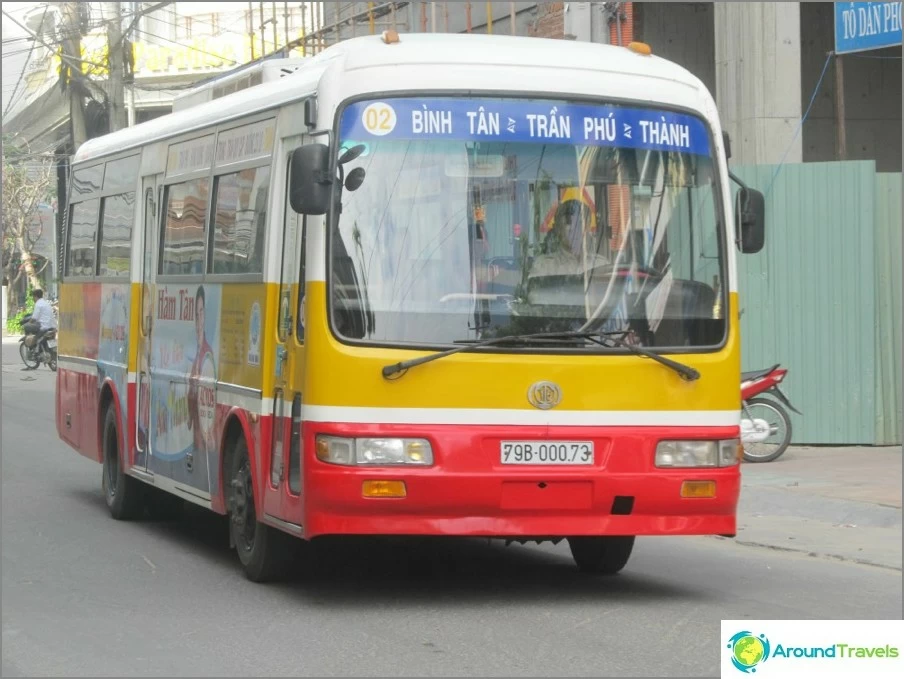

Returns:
101,406,143,520
567,536,635,575
228,436,292,582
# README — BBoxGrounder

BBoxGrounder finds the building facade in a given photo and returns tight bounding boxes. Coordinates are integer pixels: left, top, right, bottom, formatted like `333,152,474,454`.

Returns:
308,1,902,171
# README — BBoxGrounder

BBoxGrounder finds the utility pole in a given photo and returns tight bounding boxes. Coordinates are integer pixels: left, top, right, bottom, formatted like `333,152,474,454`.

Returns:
248,2,256,59
60,2,88,151
259,2,266,55
106,1,127,132
126,1,137,127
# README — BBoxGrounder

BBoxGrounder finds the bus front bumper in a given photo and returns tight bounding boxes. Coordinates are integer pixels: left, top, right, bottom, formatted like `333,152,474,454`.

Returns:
301,423,741,540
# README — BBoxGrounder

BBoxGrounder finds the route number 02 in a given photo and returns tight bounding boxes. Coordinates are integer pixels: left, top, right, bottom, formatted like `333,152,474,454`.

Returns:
362,102,397,136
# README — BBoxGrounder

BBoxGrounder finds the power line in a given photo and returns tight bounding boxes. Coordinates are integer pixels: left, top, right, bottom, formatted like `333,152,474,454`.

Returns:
764,51,834,198
4,5,50,120
1,3,175,57
0,8,107,71
132,26,240,65
1,1,243,60
2,35,36,45
168,7,254,40
135,12,247,56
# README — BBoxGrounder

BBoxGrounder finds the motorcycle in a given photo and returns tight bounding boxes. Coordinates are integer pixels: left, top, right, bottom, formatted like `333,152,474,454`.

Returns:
740,364,800,463
19,314,58,372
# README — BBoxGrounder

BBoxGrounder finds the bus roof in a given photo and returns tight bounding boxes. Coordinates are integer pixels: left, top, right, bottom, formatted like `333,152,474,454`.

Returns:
72,33,709,166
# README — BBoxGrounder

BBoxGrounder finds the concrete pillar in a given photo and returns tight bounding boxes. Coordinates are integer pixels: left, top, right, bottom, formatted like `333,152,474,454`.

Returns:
564,2,609,44
714,2,803,165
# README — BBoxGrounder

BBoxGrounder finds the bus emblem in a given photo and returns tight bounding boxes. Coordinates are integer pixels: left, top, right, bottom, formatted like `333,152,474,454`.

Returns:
527,381,562,410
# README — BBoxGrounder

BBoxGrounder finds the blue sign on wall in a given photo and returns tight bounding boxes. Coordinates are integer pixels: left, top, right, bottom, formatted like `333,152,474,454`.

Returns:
835,2,903,54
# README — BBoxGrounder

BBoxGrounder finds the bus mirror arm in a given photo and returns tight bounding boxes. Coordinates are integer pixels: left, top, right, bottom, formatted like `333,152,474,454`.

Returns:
728,169,747,191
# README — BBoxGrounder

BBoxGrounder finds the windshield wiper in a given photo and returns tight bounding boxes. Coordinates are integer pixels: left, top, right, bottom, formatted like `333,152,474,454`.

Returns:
381,330,602,378
382,330,700,381
589,332,700,382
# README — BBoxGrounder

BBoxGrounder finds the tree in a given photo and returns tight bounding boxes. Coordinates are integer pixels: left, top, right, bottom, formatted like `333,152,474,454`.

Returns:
2,136,56,304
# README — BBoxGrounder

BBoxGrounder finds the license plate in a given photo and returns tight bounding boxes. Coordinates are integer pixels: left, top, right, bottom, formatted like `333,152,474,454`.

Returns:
501,441,594,465
47,339,57,348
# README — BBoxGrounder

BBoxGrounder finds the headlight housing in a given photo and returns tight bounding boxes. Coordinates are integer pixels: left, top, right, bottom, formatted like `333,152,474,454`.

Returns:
655,439,739,468
315,435,434,466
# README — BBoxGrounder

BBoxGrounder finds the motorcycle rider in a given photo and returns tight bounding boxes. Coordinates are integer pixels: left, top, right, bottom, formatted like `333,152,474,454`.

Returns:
22,289,57,359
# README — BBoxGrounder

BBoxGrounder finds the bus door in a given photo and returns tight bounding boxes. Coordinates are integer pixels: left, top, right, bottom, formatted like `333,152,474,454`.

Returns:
138,171,213,503
134,174,161,474
263,135,309,525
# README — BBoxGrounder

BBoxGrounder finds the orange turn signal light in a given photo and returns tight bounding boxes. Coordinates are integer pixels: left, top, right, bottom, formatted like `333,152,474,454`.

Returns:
681,480,716,498
628,41,652,56
362,480,407,498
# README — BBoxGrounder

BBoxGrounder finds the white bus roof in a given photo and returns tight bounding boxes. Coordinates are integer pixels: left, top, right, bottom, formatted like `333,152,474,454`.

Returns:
72,33,710,166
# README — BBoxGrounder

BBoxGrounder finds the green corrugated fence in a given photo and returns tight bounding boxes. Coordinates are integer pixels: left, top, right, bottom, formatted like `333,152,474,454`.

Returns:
731,161,901,445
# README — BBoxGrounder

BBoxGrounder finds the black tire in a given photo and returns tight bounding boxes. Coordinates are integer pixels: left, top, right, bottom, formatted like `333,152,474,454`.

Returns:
144,486,184,521
47,348,57,372
19,341,39,370
567,536,635,575
741,396,792,463
228,436,293,582
101,406,144,520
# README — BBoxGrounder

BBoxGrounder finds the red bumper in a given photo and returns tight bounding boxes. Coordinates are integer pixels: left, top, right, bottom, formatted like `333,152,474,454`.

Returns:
302,423,740,539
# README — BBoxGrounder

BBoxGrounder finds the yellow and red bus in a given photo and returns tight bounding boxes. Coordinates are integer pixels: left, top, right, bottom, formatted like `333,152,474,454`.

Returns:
56,32,765,582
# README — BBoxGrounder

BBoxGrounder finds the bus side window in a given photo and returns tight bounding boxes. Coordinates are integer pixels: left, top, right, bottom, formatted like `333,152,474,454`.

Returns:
160,178,209,276
66,199,100,277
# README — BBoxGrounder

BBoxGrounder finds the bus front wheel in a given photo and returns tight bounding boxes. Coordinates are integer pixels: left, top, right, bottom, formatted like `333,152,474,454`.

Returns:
101,406,143,520
567,536,635,575
227,436,292,582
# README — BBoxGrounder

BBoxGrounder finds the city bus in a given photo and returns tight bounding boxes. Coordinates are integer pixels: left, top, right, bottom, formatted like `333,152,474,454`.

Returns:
56,31,765,582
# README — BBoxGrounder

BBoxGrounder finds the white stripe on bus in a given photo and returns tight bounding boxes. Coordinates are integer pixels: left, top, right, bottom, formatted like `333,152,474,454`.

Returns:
298,405,740,428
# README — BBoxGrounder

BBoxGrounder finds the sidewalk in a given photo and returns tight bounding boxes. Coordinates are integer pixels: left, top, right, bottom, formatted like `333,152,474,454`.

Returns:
725,445,902,570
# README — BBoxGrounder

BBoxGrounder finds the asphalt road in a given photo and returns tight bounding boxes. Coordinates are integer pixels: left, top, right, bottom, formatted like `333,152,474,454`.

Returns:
2,341,901,677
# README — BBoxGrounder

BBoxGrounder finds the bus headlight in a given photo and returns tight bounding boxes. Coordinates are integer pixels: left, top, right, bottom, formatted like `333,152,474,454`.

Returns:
655,439,739,468
315,435,434,466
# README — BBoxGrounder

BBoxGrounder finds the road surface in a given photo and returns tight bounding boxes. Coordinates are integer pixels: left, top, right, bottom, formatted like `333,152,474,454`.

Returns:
2,341,900,677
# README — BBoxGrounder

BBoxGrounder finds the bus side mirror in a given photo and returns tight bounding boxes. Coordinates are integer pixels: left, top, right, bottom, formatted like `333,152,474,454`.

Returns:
289,144,332,215
722,130,732,160
736,187,765,254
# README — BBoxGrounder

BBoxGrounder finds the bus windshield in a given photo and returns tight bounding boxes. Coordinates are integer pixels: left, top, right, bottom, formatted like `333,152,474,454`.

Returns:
330,97,727,350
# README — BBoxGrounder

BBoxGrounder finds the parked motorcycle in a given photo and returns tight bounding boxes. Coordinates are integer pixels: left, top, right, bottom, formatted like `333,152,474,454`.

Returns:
19,314,58,372
740,364,800,462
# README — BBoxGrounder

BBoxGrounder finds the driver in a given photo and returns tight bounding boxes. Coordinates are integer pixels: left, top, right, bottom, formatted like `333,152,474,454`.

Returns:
528,199,609,281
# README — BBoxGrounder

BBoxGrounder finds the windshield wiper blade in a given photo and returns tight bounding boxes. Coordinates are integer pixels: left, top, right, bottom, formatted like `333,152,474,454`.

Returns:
381,331,599,379
594,332,701,382
381,329,700,382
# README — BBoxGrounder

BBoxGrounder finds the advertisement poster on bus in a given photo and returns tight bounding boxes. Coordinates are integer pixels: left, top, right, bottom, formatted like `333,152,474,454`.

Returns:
149,282,220,493
58,283,101,359
135,282,155,469
97,284,131,447
217,284,265,389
